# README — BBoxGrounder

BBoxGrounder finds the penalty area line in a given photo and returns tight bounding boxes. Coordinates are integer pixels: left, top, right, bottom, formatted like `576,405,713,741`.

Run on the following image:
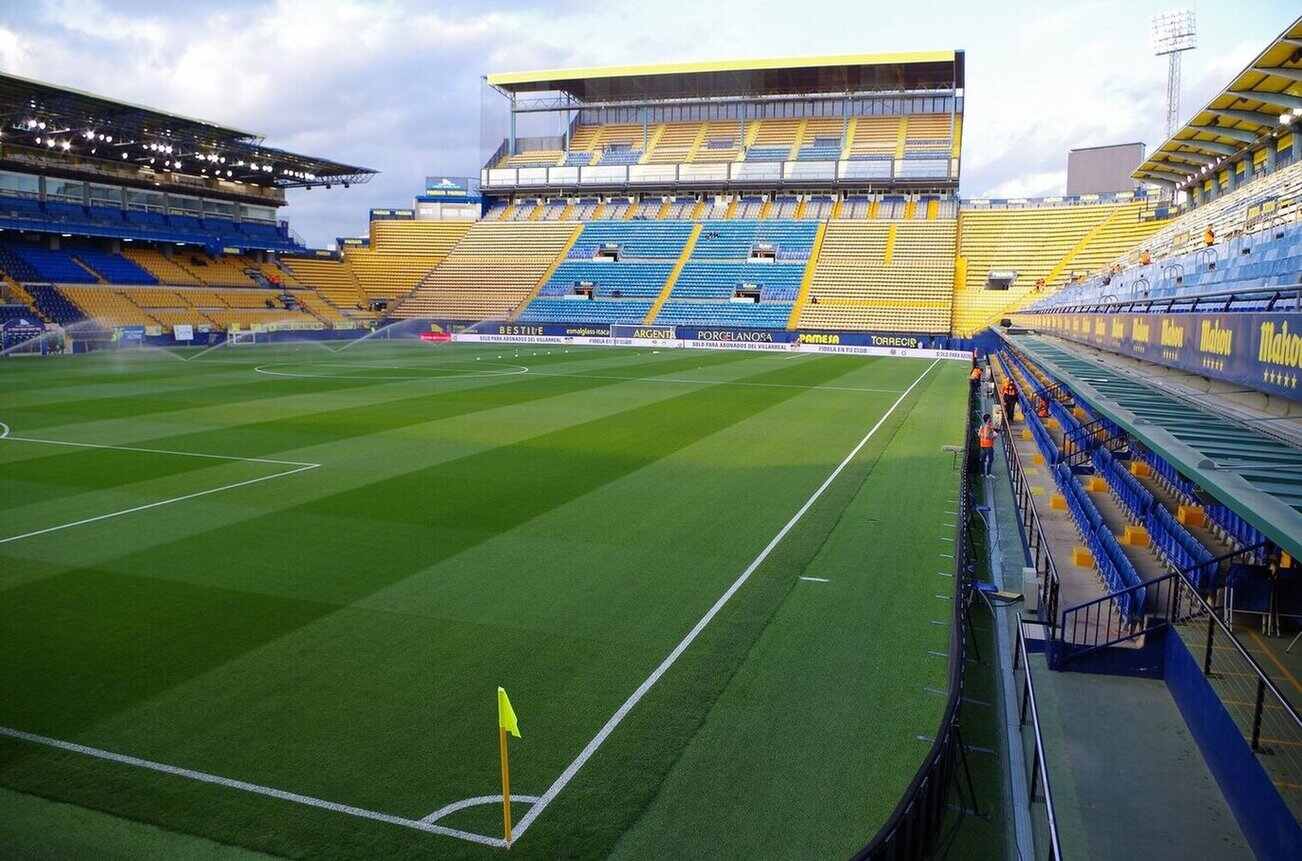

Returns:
512,358,940,841
0,726,505,848
0,464,319,545
0,422,322,546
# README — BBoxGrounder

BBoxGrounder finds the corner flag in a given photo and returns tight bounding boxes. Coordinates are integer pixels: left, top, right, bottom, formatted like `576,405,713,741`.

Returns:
498,686,521,738
497,686,521,844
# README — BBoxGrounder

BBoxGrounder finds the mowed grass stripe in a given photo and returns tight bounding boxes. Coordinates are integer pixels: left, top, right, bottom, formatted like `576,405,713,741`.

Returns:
0,351,943,860
0,351,764,525
0,358,881,799
611,361,966,859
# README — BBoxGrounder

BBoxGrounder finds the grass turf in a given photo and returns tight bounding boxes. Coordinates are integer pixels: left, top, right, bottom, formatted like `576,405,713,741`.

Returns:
0,342,967,858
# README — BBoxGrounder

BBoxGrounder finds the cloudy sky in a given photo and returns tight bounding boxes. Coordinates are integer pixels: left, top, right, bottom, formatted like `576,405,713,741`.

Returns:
0,0,1296,246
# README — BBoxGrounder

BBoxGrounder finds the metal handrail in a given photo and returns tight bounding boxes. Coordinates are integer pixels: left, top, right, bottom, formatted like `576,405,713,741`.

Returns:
993,354,1064,634
1014,621,1064,861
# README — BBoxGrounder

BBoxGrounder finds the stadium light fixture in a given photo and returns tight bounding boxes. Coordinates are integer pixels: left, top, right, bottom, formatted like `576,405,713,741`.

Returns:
60,140,71,151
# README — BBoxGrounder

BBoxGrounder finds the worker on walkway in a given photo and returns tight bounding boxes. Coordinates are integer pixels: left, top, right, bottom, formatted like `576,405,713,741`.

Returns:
969,364,983,391
1035,394,1051,419
977,413,998,477
1000,377,1018,422
1204,224,1216,247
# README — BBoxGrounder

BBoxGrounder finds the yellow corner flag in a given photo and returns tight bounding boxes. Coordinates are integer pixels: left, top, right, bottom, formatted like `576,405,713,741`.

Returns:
498,686,521,844
498,686,521,738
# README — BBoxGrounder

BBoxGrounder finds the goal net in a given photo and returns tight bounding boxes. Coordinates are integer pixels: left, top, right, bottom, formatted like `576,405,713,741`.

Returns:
228,330,259,346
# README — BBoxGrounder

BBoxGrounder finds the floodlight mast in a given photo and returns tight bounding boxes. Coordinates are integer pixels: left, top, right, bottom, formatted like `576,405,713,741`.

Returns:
1152,9,1198,140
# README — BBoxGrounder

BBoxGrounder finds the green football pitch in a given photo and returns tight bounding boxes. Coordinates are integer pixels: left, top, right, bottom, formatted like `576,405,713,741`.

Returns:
0,341,967,859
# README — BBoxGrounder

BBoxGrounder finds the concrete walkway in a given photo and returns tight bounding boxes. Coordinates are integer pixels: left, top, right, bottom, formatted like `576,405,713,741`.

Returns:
982,382,1254,860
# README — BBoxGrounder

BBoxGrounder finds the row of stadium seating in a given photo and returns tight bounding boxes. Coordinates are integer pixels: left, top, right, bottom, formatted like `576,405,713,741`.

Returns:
392,222,580,320
38,283,343,330
498,114,960,168
1032,223,1302,310
950,200,1164,335
0,191,298,251
796,221,955,333
0,238,297,291
400,218,961,332
1020,163,1302,310
483,194,956,222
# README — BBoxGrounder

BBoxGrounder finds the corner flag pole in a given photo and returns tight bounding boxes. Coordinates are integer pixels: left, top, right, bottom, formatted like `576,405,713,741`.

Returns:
497,686,521,845
499,723,512,844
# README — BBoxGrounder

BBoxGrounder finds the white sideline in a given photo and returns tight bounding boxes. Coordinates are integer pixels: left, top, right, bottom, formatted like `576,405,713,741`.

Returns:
511,358,941,841
0,726,505,848
0,428,321,545
0,357,939,846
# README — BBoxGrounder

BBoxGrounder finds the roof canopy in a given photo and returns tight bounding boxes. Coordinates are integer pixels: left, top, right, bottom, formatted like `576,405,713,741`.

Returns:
0,71,376,189
488,51,963,103
1134,15,1302,184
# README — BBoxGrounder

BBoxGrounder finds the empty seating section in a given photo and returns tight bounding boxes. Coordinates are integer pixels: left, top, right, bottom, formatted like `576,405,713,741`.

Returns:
797,221,955,332
692,220,818,260
0,192,299,252
175,252,259,288
903,114,952,155
124,248,205,285
343,245,440,302
369,220,470,256
46,285,323,330
25,284,85,324
1031,165,1302,309
1132,447,1267,562
59,286,159,327
501,150,562,168
644,123,702,164
0,241,97,283
517,221,687,324
796,118,845,161
695,122,744,162
846,117,899,159
537,262,673,299
746,118,800,161
334,221,473,302
281,257,367,311
670,262,803,301
1138,160,1302,260
73,248,159,284
645,220,816,328
952,202,1157,335
393,221,577,320
566,221,694,258
652,300,791,328
517,298,653,324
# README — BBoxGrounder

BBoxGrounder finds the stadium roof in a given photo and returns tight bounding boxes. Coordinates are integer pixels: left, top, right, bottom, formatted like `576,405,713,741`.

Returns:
0,71,376,189
487,51,963,102
1134,15,1302,185
1007,333,1302,561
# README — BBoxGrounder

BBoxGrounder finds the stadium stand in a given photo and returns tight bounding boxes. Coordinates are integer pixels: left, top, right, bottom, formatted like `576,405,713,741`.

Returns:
951,200,1163,334
392,221,579,320
796,221,956,332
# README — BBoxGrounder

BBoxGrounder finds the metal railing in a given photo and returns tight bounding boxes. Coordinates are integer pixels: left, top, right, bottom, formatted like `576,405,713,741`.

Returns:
854,383,976,859
1013,621,1064,860
993,359,1064,636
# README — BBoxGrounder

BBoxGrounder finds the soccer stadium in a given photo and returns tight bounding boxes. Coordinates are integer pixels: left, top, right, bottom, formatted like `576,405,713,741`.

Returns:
1,7,1302,860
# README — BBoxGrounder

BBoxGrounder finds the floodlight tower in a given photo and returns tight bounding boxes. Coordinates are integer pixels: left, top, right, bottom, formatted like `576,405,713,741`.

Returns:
1152,9,1197,140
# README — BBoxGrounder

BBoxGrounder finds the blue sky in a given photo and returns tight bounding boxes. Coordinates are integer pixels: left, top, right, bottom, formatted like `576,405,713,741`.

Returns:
0,0,1296,246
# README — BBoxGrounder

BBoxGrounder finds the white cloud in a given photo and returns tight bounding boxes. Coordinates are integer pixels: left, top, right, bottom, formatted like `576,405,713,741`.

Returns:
4,0,1298,242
